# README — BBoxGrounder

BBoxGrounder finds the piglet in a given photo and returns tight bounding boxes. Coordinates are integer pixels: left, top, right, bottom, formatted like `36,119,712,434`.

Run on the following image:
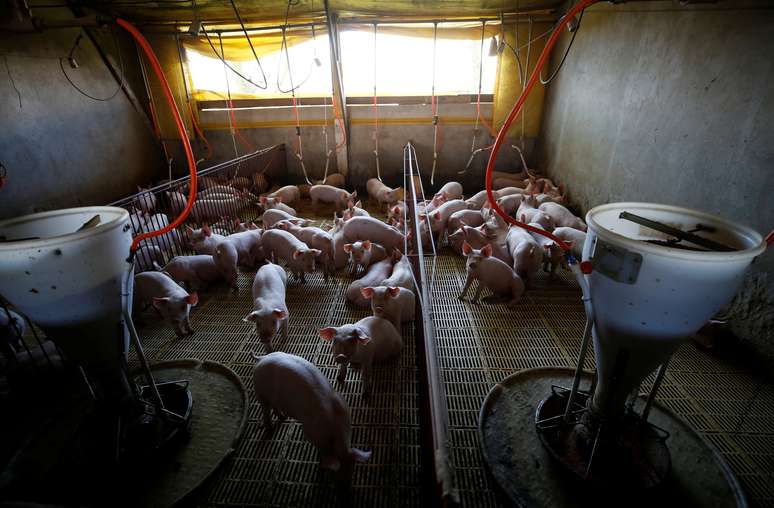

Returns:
447,209,485,233
316,173,345,188
367,178,401,209
319,316,402,397
277,221,334,277
381,251,414,291
310,184,357,212
342,200,370,221
134,245,165,273
494,186,526,199
497,194,527,215
262,209,306,229
330,216,350,270
186,225,226,255
459,243,524,308
461,225,512,266
268,185,301,205
345,257,393,308
465,190,489,210
435,181,463,201
135,186,157,214
260,195,297,216
134,271,198,338
387,201,406,227
342,216,405,254
190,195,244,223
361,286,415,331
213,240,239,290
506,227,543,286
421,199,467,246
261,229,321,283
343,240,387,277
226,229,265,268
539,202,587,231
157,255,224,291
527,222,562,275
253,352,371,477
244,262,288,352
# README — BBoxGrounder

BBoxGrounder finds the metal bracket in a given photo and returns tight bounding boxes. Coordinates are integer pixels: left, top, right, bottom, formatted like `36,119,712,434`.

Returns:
590,237,642,284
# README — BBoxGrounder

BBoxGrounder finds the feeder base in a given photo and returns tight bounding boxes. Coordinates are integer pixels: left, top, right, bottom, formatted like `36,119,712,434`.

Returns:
478,367,747,508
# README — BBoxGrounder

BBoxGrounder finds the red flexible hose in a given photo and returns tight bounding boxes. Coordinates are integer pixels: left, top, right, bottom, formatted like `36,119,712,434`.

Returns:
187,101,213,159
117,18,198,254
766,229,774,247
227,99,254,153
485,0,598,253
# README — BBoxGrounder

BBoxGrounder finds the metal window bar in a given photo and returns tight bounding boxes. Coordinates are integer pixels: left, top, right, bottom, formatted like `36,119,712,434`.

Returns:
403,141,457,506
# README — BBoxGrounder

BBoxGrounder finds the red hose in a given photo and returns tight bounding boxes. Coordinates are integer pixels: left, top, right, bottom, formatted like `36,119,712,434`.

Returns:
117,18,198,253
485,0,598,252
187,101,213,159
766,229,774,247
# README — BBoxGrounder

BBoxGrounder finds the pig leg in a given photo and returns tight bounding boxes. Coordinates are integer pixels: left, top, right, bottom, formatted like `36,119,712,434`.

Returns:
471,281,484,304
336,362,348,384
459,273,474,300
260,398,274,432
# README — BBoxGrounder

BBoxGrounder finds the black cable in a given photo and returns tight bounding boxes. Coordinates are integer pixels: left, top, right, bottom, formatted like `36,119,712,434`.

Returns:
3,56,22,109
227,0,268,89
59,27,124,102
201,24,269,91
540,8,584,85
276,0,313,94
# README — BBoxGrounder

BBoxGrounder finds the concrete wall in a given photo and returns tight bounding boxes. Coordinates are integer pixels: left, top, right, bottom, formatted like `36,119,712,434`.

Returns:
0,16,164,219
536,2,774,363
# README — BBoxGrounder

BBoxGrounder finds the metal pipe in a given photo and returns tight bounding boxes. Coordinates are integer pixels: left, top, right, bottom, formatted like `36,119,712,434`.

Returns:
563,315,593,421
641,357,671,422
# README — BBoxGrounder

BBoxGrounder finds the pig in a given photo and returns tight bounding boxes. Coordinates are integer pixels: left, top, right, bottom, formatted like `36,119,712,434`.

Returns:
260,195,297,216
229,176,252,189
381,251,414,291
310,184,357,212
447,209,485,233
523,175,544,194
463,224,513,266
420,192,448,214
361,286,415,330
190,195,245,223
448,227,466,255
276,222,334,277
261,209,306,229
134,271,198,338
465,190,490,210
244,263,288,352
129,209,147,234
367,178,402,209
421,199,467,246
343,240,387,277
519,209,554,230
233,218,258,233
492,170,527,182
459,243,525,308
342,200,370,221
342,216,405,254
157,254,224,290
496,193,527,215
1,308,25,353
330,216,349,270
315,173,345,188
494,186,526,199
133,245,165,273
345,258,393,308
268,185,301,205
527,222,562,275
225,229,266,268
319,316,402,397
261,229,321,283
199,185,240,198
166,190,187,216
435,181,463,201
506,227,543,285
298,183,311,198
552,227,586,258
493,178,526,190
139,213,181,253
213,240,239,290
186,225,226,255
539,202,587,232
197,175,224,190
135,186,157,214
252,352,371,476
387,202,406,226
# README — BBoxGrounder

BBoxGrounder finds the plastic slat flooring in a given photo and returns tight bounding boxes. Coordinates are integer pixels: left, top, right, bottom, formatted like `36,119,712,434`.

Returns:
427,251,774,508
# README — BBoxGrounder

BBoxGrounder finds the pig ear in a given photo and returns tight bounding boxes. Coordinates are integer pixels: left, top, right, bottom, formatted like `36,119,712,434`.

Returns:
351,448,372,463
273,309,287,319
388,287,401,298
343,243,353,253
462,242,472,255
432,211,440,221
292,250,303,259
260,196,268,204
203,225,212,237
355,330,372,345
363,240,371,250
481,244,493,257
360,287,375,299
249,222,258,230
351,190,357,198
392,206,399,214
185,292,199,306
321,455,341,472
347,200,354,208
356,200,362,207
152,297,169,309
319,327,337,341
243,311,259,323
310,249,322,256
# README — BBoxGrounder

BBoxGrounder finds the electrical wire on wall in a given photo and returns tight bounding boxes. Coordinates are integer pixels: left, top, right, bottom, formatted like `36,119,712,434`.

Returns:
201,24,268,91
463,20,496,174
429,21,441,185
59,28,124,102
540,8,584,85
372,23,382,182
227,0,268,89
280,0,313,185
218,32,242,172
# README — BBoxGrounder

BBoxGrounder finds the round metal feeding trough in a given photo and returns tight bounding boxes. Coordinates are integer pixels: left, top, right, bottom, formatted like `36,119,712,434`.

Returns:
479,202,764,507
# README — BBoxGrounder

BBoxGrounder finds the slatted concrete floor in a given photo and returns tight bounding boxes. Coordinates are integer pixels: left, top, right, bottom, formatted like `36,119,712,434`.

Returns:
428,251,774,508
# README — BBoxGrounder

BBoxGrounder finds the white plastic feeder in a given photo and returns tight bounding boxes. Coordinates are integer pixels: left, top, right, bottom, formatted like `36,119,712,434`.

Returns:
0,207,134,399
583,202,765,416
